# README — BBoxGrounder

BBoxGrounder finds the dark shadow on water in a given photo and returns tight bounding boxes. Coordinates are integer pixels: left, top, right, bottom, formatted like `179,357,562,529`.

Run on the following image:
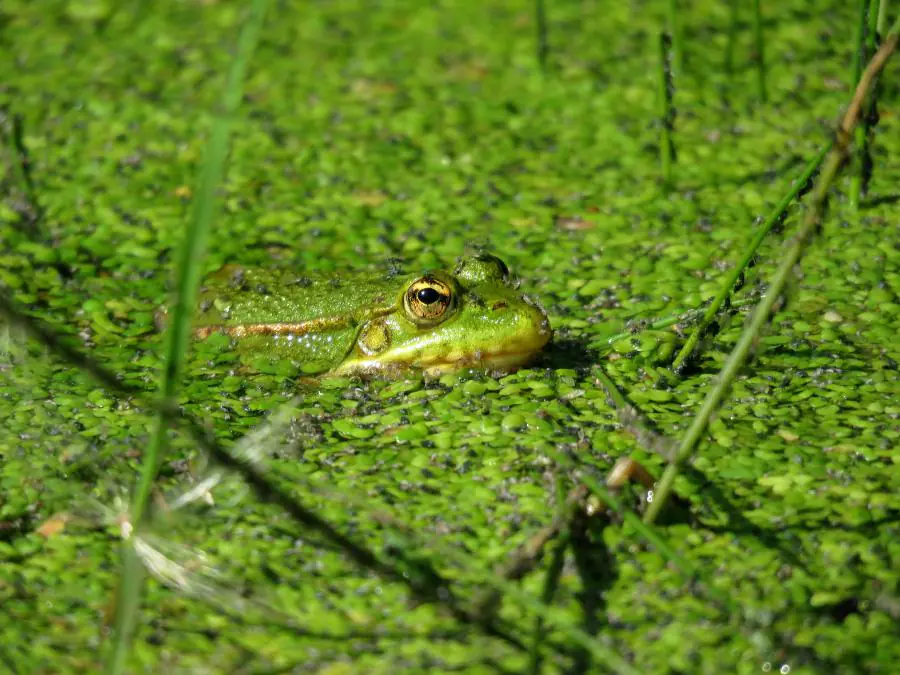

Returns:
649,466,866,674
861,193,900,209
718,509,900,535
678,346,886,379
538,337,598,372
566,514,618,675
672,154,808,195
681,465,812,574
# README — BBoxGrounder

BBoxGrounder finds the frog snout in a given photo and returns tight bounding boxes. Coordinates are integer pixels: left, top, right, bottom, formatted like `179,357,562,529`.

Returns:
515,304,551,348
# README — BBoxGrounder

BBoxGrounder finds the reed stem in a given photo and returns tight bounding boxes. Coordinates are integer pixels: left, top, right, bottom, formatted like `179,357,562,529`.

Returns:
671,147,828,372
657,31,677,186
752,0,768,102
644,18,900,524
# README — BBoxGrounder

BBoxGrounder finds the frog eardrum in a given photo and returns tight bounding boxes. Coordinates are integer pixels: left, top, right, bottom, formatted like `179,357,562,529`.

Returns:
403,274,457,326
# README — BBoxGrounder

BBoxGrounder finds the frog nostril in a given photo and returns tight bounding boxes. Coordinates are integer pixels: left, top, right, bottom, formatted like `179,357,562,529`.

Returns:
491,301,508,310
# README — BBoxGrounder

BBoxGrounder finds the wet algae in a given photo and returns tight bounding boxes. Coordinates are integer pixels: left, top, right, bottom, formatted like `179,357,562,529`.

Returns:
1,0,899,673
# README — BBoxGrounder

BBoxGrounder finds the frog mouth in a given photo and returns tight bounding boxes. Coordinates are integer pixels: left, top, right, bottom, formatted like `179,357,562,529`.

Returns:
336,309,552,377
419,347,545,375
335,331,551,377
423,329,552,375
419,311,552,375
336,344,547,377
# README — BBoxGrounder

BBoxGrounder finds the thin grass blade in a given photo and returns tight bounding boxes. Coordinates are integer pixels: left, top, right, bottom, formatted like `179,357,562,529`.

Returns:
644,17,900,525
105,1,271,672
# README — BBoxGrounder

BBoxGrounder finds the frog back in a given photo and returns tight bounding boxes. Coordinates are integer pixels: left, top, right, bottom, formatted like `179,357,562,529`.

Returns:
192,265,407,373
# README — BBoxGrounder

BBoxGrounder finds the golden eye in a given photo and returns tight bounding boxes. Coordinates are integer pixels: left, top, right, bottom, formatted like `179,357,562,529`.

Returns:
404,276,455,326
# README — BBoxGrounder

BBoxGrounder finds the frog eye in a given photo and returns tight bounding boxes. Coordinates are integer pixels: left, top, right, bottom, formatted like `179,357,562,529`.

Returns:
404,276,455,326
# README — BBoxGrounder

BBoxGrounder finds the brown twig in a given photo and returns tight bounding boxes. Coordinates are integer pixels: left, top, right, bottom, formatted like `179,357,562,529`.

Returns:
841,30,897,138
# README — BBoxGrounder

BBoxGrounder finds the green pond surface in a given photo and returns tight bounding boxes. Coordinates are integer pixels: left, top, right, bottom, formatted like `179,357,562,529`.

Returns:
1,0,899,673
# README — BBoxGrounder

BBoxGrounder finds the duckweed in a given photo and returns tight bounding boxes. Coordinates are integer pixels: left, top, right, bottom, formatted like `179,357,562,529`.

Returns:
2,0,899,673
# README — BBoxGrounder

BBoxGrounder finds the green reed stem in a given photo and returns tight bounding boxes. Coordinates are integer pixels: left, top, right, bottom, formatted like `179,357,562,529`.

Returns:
592,364,631,410
545,449,695,576
0,322,9,361
752,0,767,102
133,0,267,530
870,1,883,50
644,17,900,525
0,108,42,231
105,2,270,673
724,0,739,83
282,469,638,673
528,474,568,675
877,0,889,34
0,293,531,657
595,296,757,352
400,528,640,675
854,0,883,209
527,534,567,675
670,145,828,372
851,0,869,89
657,30,676,186
850,0,871,210
133,0,267,535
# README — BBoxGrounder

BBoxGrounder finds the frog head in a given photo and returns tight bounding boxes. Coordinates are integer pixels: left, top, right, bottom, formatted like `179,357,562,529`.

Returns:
338,254,552,376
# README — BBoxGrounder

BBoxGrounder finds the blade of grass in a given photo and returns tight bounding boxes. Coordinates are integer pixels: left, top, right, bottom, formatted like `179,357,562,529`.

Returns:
594,296,758,349
752,0,768,102
131,0,269,532
851,0,871,91
854,0,883,208
849,0,870,210
0,107,43,231
527,533,569,675
657,30,676,187
644,18,900,525
208,449,635,673
543,449,705,594
105,1,271,672
0,278,816,673
527,474,569,675
670,145,828,372
376,513,640,675
0,293,525,654
0,292,548,657
724,0,738,85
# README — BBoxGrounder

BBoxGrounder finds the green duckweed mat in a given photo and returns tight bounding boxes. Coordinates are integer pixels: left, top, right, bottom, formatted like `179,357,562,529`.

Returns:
1,0,899,673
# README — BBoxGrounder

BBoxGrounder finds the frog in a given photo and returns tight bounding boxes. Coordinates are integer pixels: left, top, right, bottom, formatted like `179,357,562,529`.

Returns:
162,254,552,378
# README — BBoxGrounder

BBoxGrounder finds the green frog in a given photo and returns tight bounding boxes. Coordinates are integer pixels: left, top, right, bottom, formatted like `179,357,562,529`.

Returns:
167,254,552,378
